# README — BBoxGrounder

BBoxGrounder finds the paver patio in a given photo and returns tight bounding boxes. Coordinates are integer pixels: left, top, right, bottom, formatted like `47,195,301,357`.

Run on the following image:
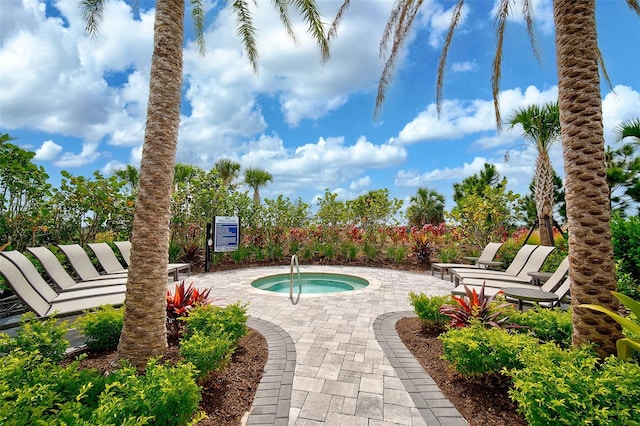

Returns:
192,265,467,425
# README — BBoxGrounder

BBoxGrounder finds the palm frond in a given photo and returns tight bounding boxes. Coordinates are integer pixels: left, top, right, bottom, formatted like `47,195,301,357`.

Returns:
232,0,259,72
626,0,640,15
327,0,352,43
375,0,424,119
521,0,540,63
272,0,298,44
614,118,640,143
292,0,330,63
81,0,104,36
491,0,510,131
436,0,464,116
191,0,206,55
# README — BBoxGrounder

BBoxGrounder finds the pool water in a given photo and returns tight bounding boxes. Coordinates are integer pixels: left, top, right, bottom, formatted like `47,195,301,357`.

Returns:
251,273,369,294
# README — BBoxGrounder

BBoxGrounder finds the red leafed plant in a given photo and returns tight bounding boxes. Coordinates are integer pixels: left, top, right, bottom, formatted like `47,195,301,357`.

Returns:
167,281,213,340
438,283,514,329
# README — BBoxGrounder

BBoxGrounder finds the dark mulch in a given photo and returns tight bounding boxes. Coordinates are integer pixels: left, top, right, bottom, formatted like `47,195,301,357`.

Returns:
396,317,527,426
68,328,268,426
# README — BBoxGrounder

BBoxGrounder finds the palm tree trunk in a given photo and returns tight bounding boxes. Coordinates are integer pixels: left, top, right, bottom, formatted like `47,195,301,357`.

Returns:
534,151,555,246
118,0,184,370
553,0,622,357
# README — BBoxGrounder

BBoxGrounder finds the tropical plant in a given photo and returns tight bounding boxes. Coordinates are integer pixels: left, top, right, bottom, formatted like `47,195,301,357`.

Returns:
438,284,514,329
606,143,640,214
369,0,639,357
507,102,561,246
406,187,445,227
244,167,273,205
114,164,139,194
166,281,213,340
518,171,566,227
82,0,348,369
452,163,506,204
0,133,52,250
615,117,640,145
581,291,640,360
214,157,241,188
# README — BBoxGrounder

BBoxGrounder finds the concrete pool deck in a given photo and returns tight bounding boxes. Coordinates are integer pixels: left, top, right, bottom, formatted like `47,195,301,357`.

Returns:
194,265,467,425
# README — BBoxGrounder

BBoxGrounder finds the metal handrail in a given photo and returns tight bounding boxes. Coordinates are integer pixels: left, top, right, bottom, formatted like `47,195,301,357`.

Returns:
290,254,301,302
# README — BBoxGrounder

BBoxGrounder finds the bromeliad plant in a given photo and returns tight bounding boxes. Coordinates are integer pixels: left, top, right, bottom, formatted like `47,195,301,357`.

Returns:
439,283,515,329
167,281,213,340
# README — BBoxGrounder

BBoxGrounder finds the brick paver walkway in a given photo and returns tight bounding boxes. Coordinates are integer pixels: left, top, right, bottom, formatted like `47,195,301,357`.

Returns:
193,265,467,425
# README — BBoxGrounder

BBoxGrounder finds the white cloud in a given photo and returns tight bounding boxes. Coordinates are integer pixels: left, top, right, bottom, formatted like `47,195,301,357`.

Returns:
451,60,476,72
602,85,640,142
428,3,470,48
34,140,63,161
350,176,372,191
101,160,128,176
54,143,101,167
392,85,558,145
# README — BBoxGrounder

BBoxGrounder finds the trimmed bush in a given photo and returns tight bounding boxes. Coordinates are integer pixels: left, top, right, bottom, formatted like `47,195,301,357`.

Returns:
509,343,640,425
182,302,248,345
179,332,234,379
0,313,68,361
74,305,124,351
508,306,573,348
439,324,538,377
408,292,450,328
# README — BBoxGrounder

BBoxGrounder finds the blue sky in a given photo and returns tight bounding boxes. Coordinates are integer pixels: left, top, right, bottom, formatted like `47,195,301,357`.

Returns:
1,0,639,213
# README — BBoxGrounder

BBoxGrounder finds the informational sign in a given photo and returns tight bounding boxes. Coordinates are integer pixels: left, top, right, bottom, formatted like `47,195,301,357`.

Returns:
213,216,239,252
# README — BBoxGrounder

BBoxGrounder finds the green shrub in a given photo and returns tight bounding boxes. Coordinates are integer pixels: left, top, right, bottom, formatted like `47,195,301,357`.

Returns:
495,239,520,271
611,215,640,284
179,332,234,379
508,306,573,348
321,243,336,261
438,245,460,263
386,245,407,263
182,302,248,345
340,243,358,262
363,243,379,261
74,305,124,351
0,349,203,425
0,313,69,361
408,292,450,327
439,324,538,377
509,343,640,425
93,359,202,426
617,260,640,301
540,248,568,273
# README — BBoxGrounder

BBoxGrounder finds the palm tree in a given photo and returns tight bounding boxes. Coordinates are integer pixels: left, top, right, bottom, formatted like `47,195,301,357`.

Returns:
83,0,345,369
615,117,640,145
508,102,561,246
114,164,139,193
244,167,273,204
407,187,445,227
371,0,639,356
214,158,241,187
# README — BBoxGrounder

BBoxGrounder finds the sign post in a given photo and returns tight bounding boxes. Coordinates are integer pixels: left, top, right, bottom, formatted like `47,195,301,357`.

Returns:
205,216,240,272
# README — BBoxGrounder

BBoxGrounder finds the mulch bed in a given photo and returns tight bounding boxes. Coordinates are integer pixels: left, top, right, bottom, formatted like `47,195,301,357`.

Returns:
396,317,526,426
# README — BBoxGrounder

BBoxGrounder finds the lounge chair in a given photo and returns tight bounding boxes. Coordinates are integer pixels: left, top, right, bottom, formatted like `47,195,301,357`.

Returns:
26,247,127,290
1,251,126,298
0,254,125,320
87,242,128,274
113,241,191,281
451,245,555,286
57,244,128,281
431,242,503,279
451,256,569,298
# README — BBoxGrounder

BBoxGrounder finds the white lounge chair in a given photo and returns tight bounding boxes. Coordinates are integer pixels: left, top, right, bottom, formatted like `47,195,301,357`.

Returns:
87,242,128,274
451,245,555,286
0,254,125,320
57,244,128,281
114,241,191,281
452,257,569,299
431,242,503,279
26,247,127,290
